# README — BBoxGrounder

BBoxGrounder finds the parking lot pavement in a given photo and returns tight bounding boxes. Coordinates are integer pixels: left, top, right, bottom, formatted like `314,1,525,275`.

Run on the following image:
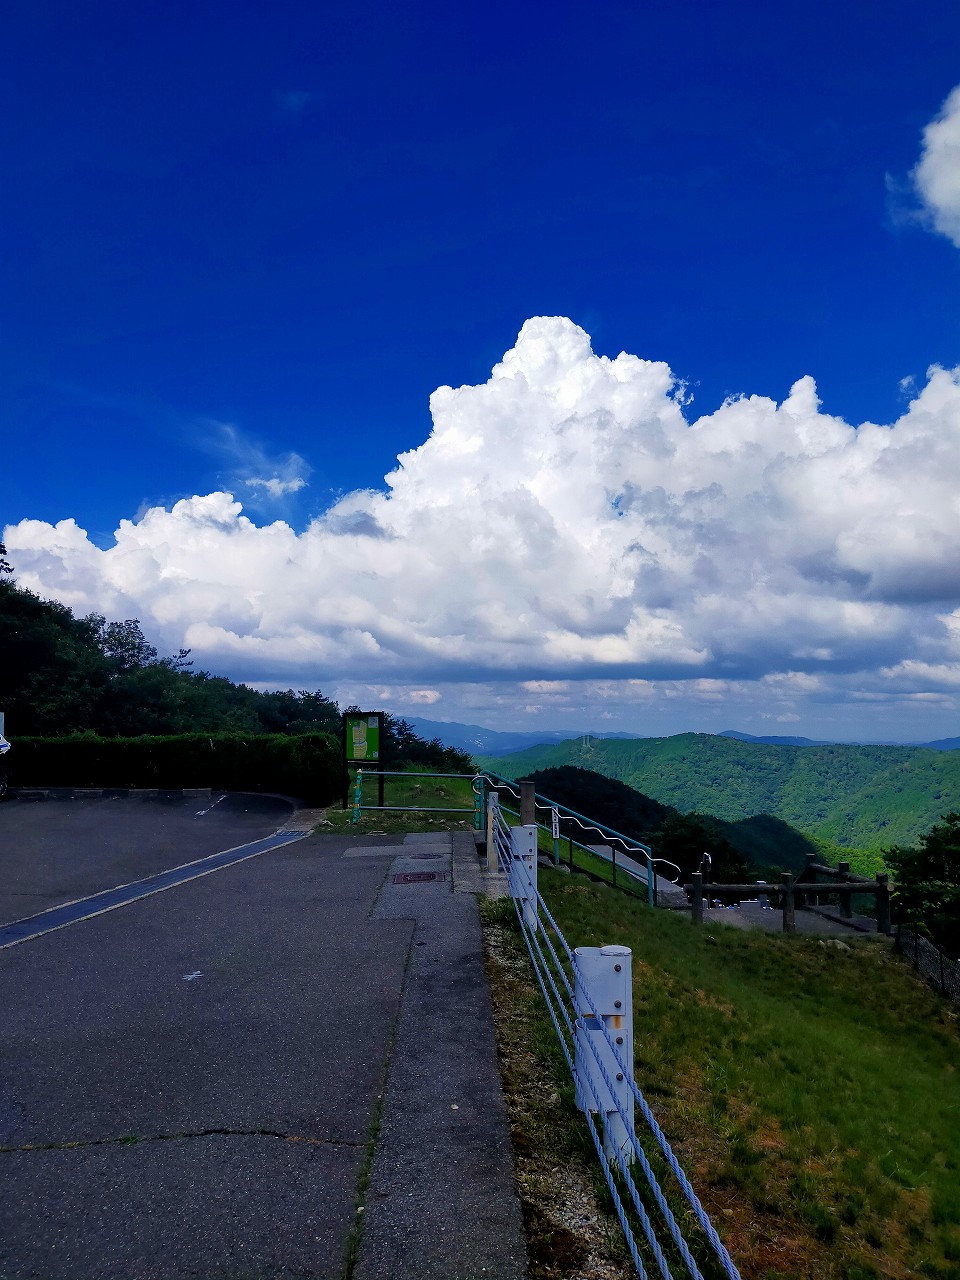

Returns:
0,829,414,1278
0,791,294,922
2,1135,361,1279
0,807,527,1280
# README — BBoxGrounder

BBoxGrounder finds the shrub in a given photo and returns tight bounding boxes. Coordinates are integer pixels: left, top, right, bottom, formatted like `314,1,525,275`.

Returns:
9,732,342,805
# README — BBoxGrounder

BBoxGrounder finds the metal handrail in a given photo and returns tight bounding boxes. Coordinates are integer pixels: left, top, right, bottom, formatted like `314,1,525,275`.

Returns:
481,770,681,904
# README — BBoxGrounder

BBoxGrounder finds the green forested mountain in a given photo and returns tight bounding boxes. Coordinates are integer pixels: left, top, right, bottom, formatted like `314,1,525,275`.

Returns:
478,732,960,849
523,764,817,879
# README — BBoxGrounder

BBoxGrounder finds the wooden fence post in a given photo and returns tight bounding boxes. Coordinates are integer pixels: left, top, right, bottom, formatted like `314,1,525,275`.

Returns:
520,779,536,826
691,873,704,925
838,861,853,918
877,873,891,935
782,873,796,933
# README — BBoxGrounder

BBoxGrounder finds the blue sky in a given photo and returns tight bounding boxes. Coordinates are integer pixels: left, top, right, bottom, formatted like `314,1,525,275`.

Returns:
4,0,960,741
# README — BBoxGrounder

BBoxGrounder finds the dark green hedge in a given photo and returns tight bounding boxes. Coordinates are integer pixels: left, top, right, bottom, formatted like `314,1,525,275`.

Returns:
8,732,342,805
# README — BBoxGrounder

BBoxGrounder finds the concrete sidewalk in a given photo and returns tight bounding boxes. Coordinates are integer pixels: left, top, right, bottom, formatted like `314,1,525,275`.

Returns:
0,817,527,1279
356,831,527,1280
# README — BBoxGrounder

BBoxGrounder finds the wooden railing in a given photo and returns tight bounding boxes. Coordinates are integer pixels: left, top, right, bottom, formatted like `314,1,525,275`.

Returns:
683,860,892,935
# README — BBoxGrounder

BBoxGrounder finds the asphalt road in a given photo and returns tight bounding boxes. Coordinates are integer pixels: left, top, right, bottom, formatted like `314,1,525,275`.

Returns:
0,798,412,1278
0,799,526,1279
0,791,295,921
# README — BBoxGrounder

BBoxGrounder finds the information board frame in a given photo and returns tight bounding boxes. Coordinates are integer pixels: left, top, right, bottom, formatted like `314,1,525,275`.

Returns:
343,711,384,764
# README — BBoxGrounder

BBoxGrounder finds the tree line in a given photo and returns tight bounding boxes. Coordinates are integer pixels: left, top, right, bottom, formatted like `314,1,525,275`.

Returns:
0,556,470,772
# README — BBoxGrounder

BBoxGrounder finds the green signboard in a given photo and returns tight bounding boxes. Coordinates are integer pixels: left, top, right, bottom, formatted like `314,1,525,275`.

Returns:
343,712,383,764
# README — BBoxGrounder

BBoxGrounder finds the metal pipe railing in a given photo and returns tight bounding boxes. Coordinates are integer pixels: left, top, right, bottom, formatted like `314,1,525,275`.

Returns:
481,770,680,905
489,794,741,1280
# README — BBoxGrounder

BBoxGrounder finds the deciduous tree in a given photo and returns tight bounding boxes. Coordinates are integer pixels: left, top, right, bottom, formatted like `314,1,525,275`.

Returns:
887,812,960,956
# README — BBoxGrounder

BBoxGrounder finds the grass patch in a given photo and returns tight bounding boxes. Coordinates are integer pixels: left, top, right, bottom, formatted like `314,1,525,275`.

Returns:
480,894,635,1279
322,766,481,836
485,867,960,1279
350,766,478,816
322,807,477,837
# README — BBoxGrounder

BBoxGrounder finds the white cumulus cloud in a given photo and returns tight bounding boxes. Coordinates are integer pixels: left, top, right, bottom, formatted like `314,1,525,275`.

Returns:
912,83,960,247
7,317,960,734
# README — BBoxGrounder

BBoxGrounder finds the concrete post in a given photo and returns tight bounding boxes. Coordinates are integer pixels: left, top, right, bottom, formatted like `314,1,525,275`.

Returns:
519,780,536,826
574,945,635,1163
510,823,538,933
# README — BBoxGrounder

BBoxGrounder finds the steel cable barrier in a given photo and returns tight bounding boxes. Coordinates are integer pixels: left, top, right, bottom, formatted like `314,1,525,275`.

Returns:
490,798,741,1280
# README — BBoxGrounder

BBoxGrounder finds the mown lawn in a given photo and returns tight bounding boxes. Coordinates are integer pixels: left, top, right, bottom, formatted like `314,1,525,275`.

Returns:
491,868,960,1280
323,766,480,834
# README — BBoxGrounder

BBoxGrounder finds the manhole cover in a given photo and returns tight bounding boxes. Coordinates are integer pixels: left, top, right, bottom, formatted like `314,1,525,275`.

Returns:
392,871,447,884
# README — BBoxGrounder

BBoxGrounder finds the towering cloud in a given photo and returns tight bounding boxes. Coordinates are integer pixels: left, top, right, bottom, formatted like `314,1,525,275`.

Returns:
7,318,960,729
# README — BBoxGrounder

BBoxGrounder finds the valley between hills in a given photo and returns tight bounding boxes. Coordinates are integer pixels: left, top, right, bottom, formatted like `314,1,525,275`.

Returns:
474,731,960,853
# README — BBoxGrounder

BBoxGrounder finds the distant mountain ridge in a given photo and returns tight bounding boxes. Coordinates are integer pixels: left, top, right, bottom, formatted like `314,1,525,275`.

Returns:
719,730,828,747
409,718,960,756
407,717,641,757
474,731,960,850
720,730,960,750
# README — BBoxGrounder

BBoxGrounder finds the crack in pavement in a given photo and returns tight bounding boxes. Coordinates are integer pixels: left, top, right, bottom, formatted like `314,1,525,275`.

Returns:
1,1128,364,1154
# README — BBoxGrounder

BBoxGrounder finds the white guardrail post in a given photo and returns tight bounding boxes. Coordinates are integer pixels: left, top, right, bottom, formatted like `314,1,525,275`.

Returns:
486,791,499,872
575,944,635,1162
510,823,538,933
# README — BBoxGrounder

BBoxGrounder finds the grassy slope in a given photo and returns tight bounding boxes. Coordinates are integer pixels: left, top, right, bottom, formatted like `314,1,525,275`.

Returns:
494,870,960,1280
477,734,960,849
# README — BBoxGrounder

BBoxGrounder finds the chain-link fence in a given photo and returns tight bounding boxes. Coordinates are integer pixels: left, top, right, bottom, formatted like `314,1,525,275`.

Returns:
895,925,960,1004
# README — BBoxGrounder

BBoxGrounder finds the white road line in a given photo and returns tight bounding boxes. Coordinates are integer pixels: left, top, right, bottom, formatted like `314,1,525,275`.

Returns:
0,830,308,951
195,794,227,818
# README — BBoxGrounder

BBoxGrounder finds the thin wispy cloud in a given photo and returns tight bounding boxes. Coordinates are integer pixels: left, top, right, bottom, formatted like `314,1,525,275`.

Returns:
246,475,307,498
193,420,311,506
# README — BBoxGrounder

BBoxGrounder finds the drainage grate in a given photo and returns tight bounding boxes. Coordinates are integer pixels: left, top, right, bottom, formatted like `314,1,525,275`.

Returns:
392,871,447,884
